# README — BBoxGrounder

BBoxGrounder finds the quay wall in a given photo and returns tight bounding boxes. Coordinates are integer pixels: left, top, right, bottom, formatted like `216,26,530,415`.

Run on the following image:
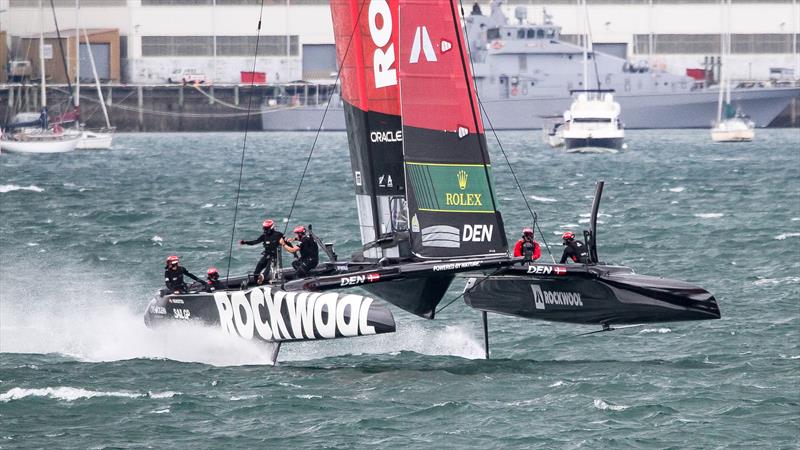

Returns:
2,84,797,131
0,84,323,132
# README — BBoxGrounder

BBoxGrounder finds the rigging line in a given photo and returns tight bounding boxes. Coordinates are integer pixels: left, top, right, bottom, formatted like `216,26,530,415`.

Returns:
224,0,266,282
449,1,500,217
582,0,603,90
434,267,504,316
49,0,74,107
476,100,555,262
281,0,370,234
457,0,555,263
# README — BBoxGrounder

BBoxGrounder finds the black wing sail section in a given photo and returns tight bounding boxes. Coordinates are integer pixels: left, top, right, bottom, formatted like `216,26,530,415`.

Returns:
330,0,407,260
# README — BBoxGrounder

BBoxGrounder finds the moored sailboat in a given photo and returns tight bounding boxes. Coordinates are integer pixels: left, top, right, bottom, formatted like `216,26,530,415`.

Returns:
710,0,754,143
73,1,115,150
1,0,79,154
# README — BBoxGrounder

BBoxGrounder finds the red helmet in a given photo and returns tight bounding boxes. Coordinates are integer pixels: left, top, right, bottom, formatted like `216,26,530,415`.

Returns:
522,227,534,237
207,267,219,280
562,231,575,241
293,225,306,235
166,255,179,266
262,219,274,231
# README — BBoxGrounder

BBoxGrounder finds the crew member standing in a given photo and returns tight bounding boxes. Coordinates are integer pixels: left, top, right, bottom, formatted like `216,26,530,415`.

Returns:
559,231,589,264
239,219,285,284
282,225,319,278
513,227,541,262
164,255,203,293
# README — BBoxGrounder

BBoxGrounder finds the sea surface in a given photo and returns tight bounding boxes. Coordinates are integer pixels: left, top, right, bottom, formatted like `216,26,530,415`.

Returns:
1,129,798,448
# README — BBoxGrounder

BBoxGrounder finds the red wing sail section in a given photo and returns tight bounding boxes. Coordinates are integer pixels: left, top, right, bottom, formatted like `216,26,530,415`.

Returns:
330,0,405,256
398,0,507,258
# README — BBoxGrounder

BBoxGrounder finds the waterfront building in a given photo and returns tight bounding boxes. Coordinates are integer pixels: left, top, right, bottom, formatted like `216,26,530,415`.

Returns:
0,0,797,85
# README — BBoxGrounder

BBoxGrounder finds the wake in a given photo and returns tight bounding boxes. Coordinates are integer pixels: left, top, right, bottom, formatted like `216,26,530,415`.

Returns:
0,261,483,366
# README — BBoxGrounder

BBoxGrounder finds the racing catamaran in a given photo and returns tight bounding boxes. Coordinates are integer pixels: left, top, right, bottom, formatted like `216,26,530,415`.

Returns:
145,0,720,361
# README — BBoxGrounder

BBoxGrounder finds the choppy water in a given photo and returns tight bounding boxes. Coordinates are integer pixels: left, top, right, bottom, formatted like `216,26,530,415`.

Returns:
1,130,798,448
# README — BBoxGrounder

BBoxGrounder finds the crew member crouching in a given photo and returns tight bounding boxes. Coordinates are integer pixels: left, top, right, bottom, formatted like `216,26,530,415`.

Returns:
559,231,589,264
283,225,319,278
205,267,224,292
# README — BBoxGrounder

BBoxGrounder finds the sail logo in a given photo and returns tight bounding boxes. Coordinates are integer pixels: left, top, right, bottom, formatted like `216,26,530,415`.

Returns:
369,0,397,88
463,224,493,242
410,26,437,64
526,265,568,275
531,285,583,310
457,126,469,139
457,170,468,190
213,287,377,341
440,39,453,53
370,130,402,143
340,272,381,286
446,193,482,207
421,225,460,248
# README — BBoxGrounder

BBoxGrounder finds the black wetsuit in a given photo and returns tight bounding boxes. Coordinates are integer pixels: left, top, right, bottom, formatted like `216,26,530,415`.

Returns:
291,235,319,278
243,229,285,279
560,239,590,264
165,266,203,293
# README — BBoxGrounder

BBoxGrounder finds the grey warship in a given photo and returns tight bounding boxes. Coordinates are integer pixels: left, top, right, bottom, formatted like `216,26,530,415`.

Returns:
261,1,798,131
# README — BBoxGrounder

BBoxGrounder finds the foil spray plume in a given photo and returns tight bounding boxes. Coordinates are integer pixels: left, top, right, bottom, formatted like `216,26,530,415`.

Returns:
0,256,484,366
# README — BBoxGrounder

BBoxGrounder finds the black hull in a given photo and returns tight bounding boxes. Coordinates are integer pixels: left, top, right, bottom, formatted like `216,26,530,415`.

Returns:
283,256,511,319
362,274,454,319
463,264,720,325
144,285,396,342
564,137,624,152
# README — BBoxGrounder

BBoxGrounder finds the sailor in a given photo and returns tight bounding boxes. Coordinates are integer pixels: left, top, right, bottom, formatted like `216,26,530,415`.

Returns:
513,227,541,262
164,255,204,294
559,231,590,264
239,219,286,284
282,225,319,278
205,267,224,292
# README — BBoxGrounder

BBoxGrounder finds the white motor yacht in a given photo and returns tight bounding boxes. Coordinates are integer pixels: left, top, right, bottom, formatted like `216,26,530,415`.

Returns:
562,90,625,153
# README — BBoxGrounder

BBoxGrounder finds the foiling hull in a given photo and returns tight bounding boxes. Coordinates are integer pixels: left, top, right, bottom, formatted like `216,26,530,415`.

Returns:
564,137,624,153
284,256,512,319
463,264,720,325
144,284,396,343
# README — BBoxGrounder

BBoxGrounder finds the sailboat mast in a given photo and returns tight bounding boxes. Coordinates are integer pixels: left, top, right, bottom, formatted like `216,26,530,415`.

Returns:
75,0,80,111
725,0,732,105
81,26,111,128
39,0,46,108
580,0,588,90
715,0,724,123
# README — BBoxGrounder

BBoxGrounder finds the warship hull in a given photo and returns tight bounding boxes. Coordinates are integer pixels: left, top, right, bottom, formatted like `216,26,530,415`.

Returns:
261,87,798,131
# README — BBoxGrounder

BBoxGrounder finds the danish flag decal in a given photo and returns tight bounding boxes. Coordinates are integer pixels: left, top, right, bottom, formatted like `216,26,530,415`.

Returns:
410,26,438,64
